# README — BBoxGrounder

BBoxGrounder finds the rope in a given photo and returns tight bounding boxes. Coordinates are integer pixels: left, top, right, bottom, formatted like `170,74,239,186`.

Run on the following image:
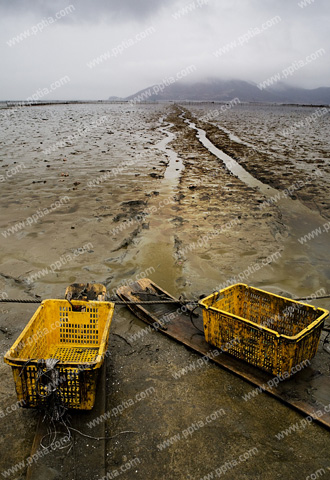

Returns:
112,299,198,305
189,305,204,334
1,295,329,304
0,298,197,305
294,295,330,301
0,299,42,303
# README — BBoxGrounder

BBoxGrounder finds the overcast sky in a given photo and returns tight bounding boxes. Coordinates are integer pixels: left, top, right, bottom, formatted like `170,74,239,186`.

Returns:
0,0,329,100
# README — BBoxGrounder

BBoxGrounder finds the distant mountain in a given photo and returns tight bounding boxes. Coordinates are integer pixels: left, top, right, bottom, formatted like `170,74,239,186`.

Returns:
120,79,330,105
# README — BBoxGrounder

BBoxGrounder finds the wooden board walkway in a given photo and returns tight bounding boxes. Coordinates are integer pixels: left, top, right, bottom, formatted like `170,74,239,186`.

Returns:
117,278,330,430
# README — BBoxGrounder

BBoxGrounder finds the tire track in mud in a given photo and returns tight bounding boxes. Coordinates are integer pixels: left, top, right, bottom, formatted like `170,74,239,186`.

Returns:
108,112,187,295
185,106,330,220
178,106,330,297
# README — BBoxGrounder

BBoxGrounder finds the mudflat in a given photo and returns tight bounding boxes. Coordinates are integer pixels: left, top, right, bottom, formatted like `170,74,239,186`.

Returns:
0,102,329,480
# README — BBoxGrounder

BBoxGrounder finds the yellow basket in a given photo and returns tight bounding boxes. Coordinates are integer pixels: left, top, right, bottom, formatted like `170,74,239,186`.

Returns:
199,284,328,376
4,299,114,410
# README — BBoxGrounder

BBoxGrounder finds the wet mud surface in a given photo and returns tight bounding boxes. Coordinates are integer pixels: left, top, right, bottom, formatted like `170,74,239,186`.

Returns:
187,103,330,220
0,103,329,479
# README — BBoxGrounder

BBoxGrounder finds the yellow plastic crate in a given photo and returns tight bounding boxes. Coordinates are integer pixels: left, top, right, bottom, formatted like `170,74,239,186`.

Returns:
4,299,114,410
199,284,328,376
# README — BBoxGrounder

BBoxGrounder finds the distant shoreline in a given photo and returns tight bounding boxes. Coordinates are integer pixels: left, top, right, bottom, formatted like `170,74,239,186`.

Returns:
0,100,329,108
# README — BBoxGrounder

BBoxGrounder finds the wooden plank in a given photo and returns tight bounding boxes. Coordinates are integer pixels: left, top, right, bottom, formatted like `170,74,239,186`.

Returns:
117,279,330,430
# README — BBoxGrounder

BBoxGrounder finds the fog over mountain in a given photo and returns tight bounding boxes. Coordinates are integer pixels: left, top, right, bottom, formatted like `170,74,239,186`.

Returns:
118,79,330,104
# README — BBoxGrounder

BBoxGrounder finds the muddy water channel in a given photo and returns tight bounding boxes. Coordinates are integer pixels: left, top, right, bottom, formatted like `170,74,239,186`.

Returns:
182,109,330,298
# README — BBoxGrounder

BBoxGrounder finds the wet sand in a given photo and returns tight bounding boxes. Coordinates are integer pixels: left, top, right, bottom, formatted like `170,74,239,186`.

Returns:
0,103,329,479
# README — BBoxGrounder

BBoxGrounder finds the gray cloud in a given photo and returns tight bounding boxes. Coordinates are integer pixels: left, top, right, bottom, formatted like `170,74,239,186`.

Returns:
0,0,176,22
0,0,329,99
